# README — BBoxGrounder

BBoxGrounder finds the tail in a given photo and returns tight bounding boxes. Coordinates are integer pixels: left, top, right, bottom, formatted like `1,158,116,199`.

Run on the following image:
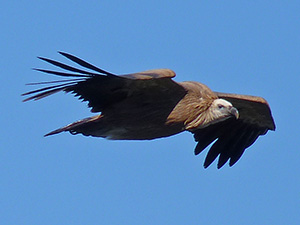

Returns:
45,114,106,137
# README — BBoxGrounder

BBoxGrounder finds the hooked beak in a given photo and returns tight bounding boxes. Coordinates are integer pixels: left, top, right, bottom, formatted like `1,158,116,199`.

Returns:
230,107,239,119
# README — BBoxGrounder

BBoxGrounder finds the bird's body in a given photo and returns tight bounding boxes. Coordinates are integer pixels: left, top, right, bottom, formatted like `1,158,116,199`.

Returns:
43,80,224,140
23,52,275,168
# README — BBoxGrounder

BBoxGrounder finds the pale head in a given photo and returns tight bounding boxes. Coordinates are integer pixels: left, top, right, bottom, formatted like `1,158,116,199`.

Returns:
184,98,239,130
210,98,239,122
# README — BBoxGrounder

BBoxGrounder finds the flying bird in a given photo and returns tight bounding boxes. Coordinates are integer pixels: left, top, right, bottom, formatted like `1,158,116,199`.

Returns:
23,52,275,168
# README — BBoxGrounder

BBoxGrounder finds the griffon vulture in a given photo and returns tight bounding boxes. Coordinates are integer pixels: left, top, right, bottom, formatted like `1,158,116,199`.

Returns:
23,52,275,168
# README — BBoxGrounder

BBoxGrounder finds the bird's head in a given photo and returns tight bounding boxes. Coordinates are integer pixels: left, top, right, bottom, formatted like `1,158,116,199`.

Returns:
208,98,239,124
185,98,239,130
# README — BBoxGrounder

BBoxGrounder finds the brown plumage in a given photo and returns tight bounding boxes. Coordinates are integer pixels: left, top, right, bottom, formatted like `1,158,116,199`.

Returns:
23,52,275,168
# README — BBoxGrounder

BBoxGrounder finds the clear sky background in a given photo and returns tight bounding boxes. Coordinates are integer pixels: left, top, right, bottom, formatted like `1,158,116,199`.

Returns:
2,1,300,224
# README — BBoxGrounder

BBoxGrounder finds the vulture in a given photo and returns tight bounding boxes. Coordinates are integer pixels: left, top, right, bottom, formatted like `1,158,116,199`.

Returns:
23,52,276,168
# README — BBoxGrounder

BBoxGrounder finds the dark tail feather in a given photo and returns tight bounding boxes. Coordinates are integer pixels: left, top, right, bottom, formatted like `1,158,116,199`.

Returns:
45,114,104,137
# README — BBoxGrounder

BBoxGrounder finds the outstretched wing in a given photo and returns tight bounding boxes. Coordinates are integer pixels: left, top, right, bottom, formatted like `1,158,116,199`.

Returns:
193,92,275,169
22,52,187,115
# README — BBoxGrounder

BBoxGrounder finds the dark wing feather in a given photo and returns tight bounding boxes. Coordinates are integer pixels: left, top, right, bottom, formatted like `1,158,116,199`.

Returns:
57,51,116,76
215,92,275,131
23,52,186,114
193,92,275,168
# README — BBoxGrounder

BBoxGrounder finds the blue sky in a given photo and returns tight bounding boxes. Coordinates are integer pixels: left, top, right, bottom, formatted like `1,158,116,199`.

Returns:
2,1,300,224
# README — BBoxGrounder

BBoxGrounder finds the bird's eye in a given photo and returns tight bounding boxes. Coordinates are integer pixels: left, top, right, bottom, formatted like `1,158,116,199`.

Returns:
218,104,224,109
